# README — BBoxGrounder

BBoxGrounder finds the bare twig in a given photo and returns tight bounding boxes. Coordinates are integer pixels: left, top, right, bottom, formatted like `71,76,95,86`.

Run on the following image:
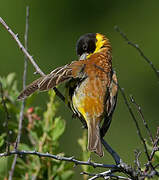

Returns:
0,82,10,152
130,95,154,143
114,26,159,80
15,5,29,150
146,128,159,172
154,127,159,147
81,170,132,180
119,90,151,167
101,138,121,165
0,17,44,76
0,16,65,103
115,82,150,163
129,96,151,166
115,83,158,176
129,96,159,176
0,150,117,169
81,170,112,180
8,6,30,180
134,149,141,172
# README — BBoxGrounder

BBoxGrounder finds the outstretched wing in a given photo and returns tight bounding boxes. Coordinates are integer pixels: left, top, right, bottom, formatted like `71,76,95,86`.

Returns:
18,60,87,100
100,71,118,138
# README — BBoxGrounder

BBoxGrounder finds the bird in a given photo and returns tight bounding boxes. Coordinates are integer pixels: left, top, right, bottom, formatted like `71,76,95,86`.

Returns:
18,33,118,157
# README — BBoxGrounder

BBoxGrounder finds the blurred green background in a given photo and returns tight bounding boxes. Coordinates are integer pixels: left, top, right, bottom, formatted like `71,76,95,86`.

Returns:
0,0,159,179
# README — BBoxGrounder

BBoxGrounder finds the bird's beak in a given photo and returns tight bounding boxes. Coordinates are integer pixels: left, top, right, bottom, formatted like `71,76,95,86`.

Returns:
79,52,89,60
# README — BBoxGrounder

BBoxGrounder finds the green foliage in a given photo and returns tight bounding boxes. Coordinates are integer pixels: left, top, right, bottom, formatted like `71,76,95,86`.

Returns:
0,73,74,179
0,73,20,151
15,90,74,180
0,72,19,102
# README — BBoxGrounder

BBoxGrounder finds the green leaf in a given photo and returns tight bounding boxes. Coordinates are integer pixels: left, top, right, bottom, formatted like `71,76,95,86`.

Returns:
61,170,74,179
52,117,65,141
6,73,16,86
146,141,159,164
0,157,9,176
0,133,6,147
18,143,31,151
0,73,74,179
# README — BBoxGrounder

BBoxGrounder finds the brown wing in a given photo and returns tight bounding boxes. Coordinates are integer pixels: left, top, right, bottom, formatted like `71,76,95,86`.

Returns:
100,71,118,138
18,60,87,100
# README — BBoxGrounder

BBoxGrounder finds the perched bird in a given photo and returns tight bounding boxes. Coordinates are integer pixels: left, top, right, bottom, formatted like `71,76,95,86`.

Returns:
18,33,118,157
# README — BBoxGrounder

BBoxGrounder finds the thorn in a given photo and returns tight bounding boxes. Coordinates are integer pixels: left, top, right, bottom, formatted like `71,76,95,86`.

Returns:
57,155,61,160
87,157,91,163
70,156,74,160
135,44,139,48
130,95,134,102
33,150,37,153
34,71,38,75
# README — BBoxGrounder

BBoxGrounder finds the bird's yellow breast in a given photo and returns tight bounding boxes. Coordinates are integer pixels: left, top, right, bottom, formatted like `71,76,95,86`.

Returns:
72,77,106,123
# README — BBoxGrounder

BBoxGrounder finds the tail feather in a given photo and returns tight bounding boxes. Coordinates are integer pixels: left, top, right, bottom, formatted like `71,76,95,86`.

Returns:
87,121,103,157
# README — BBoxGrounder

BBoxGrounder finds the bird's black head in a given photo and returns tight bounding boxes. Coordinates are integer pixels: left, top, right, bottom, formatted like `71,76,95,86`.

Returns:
76,33,96,57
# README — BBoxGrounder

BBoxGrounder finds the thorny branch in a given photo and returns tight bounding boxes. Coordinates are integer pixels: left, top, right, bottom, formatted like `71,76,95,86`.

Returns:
0,150,117,169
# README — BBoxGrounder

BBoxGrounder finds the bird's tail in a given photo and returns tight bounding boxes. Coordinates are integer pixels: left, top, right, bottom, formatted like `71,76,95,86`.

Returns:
87,121,103,157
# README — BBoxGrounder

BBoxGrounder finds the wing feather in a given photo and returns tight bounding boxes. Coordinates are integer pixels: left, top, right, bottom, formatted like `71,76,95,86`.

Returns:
100,71,118,137
18,60,87,100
